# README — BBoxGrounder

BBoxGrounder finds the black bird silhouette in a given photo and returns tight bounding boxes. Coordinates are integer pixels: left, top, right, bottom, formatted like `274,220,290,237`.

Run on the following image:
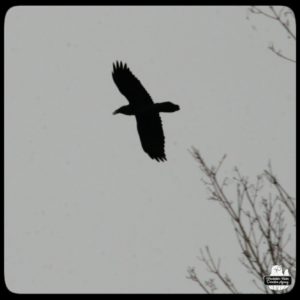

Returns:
112,61,180,162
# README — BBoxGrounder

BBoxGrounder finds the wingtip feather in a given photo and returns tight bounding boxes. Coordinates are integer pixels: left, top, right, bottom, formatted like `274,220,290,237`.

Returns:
154,155,167,162
113,60,128,71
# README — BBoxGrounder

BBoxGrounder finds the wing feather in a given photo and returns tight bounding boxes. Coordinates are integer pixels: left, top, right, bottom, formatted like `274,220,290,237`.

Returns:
112,61,153,107
136,113,166,161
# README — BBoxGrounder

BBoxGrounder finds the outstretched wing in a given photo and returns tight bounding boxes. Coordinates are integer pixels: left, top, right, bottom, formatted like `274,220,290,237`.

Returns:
136,113,166,161
112,61,154,108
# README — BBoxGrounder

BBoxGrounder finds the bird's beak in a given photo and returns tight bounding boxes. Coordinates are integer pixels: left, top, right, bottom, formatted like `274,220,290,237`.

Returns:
113,109,119,115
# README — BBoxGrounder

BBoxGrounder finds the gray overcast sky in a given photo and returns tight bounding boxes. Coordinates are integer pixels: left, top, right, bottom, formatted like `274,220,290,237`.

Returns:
5,6,295,293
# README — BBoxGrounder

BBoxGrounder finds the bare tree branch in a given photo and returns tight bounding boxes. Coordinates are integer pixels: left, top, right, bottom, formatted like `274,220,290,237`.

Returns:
186,267,212,293
248,6,296,63
269,6,296,40
268,43,296,63
187,149,295,293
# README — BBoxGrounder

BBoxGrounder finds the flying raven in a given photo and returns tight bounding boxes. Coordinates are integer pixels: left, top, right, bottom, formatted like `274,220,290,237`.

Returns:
112,61,180,162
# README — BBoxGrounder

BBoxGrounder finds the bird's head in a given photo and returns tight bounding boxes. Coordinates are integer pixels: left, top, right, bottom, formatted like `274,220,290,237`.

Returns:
165,102,180,112
113,105,134,115
156,101,180,113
